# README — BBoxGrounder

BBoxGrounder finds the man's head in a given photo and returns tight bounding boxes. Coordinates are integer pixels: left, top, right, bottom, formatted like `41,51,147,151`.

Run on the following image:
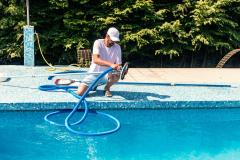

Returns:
107,27,120,42
105,27,120,47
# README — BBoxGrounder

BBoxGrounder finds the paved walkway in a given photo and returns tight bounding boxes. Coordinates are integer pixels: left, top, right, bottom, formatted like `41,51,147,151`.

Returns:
1,66,240,84
124,68,240,84
0,65,240,110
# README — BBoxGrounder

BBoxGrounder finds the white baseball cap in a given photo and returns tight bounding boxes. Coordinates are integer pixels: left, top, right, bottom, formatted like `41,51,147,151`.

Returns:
107,27,120,42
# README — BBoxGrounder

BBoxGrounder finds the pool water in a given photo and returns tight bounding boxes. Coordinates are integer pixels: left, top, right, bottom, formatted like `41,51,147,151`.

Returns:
1,108,240,160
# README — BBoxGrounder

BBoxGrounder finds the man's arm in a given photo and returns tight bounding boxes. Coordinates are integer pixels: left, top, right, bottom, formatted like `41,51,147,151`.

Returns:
92,54,121,70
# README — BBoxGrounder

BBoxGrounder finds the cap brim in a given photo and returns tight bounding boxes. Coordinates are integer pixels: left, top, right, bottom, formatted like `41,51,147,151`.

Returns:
110,36,120,42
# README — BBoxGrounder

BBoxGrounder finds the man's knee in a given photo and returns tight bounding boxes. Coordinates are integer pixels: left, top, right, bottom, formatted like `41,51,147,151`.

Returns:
77,84,88,95
108,74,120,83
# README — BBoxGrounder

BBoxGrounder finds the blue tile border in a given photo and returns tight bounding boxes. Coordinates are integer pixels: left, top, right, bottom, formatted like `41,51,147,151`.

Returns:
1,100,240,111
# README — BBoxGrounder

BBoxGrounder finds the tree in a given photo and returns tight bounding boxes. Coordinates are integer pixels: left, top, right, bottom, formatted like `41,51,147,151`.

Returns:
0,0,239,67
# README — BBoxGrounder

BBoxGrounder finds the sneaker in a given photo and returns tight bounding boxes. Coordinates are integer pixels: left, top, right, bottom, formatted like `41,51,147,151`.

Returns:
104,90,112,97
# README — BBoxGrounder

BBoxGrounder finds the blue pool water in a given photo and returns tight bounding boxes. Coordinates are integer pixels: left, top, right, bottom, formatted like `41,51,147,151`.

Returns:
1,108,240,160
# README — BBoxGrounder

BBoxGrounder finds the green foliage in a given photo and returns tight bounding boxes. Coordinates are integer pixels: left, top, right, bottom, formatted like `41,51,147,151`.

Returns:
0,0,239,66
0,0,25,64
189,0,239,52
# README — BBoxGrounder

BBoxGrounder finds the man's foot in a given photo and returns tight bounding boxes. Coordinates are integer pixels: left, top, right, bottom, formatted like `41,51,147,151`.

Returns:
104,90,112,97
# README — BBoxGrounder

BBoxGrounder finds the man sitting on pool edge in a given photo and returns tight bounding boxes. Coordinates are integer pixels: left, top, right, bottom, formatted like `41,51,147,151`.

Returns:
76,27,123,97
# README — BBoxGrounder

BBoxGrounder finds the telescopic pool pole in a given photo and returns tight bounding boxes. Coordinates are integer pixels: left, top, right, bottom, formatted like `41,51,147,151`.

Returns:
24,0,35,66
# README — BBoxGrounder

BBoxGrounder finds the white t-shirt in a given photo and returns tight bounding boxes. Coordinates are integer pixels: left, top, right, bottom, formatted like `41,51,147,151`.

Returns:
88,39,122,72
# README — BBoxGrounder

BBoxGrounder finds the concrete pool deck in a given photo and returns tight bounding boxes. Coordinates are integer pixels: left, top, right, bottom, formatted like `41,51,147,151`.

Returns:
0,65,240,110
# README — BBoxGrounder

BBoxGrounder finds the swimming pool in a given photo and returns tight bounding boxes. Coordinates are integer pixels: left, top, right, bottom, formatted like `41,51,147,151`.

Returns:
1,108,240,160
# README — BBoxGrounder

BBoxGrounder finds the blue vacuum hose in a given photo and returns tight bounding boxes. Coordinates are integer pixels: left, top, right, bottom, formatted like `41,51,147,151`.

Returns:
39,67,120,136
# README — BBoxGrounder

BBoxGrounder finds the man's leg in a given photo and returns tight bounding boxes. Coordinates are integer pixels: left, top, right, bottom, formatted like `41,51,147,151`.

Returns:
77,84,88,96
77,74,97,96
104,73,120,97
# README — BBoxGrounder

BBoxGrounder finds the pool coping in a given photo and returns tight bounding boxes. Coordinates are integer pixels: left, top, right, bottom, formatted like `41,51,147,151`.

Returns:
1,65,240,111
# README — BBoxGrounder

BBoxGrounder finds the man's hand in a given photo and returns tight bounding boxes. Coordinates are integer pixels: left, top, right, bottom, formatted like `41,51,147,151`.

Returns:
110,64,121,70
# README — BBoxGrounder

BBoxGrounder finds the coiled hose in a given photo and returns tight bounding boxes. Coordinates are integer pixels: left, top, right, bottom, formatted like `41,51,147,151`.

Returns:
39,67,120,136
